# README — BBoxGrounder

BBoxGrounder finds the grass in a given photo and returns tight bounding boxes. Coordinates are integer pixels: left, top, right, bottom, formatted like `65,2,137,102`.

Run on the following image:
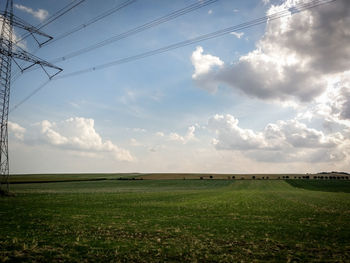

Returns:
1,179,349,262
8,173,139,183
286,179,350,193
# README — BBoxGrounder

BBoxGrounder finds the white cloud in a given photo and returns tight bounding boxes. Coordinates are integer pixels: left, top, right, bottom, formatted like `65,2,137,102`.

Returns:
38,117,133,161
208,115,266,150
155,132,165,137
168,126,196,144
208,114,348,163
297,72,350,130
130,138,142,146
230,32,244,39
8,121,26,140
14,4,49,21
192,0,350,102
262,0,270,5
208,9,213,15
191,46,223,79
132,128,146,133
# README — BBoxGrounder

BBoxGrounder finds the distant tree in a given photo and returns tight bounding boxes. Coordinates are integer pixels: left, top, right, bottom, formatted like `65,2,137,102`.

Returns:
209,175,213,179
266,176,269,180
286,176,289,179
200,176,204,180
252,176,256,179
232,176,235,179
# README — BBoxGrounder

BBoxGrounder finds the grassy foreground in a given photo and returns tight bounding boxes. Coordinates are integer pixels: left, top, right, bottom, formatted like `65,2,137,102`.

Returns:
1,179,349,262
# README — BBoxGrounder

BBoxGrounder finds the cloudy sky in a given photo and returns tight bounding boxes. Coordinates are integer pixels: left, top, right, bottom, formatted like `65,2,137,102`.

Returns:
5,0,350,174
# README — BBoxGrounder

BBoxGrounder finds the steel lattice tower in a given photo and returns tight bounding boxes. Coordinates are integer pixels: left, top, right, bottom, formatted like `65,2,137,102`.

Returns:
0,0,62,193
0,0,13,193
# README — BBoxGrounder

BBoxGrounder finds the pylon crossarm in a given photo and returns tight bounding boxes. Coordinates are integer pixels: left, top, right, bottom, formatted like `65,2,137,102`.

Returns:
13,47,62,71
0,12,53,46
0,46,62,78
11,57,23,71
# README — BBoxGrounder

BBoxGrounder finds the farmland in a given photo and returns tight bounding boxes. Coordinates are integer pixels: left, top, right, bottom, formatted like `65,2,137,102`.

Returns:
1,176,349,262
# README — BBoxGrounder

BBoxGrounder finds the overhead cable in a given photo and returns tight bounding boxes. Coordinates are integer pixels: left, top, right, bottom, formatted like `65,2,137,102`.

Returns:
57,0,335,79
10,0,336,112
50,0,218,63
16,0,86,44
44,0,137,46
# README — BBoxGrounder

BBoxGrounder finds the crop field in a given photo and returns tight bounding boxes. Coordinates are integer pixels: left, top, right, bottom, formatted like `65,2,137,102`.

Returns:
1,177,350,262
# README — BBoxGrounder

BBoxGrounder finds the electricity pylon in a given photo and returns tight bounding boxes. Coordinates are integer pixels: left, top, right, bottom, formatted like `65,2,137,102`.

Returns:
0,0,62,193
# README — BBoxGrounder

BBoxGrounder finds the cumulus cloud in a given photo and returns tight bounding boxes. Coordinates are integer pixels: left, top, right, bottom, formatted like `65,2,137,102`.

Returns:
38,117,133,161
14,4,49,21
297,72,350,129
168,126,196,144
8,121,26,140
132,128,146,133
130,138,142,146
323,73,350,122
208,114,347,162
155,132,165,137
191,46,223,79
192,0,350,102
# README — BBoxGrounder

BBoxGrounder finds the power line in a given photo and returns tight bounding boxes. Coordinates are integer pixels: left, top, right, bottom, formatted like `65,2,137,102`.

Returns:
56,0,335,79
50,0,218,63
15,0,86,44
10,0,136,84
10,0,336,112
9,80,51,114
11,0,87,82
44,0,137,46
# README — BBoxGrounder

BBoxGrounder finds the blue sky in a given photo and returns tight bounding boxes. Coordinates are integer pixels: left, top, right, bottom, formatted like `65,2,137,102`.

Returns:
5,0,350,173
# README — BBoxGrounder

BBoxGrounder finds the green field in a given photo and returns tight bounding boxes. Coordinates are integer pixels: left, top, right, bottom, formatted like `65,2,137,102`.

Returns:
1,178,349,262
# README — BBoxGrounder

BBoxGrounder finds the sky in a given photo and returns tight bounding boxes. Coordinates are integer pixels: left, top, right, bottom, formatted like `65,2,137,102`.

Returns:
3,0,350,174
